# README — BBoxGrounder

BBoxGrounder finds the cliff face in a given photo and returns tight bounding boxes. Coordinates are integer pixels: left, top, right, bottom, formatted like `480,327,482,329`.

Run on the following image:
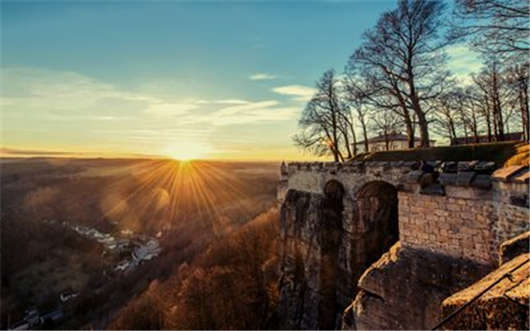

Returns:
346,243,492,330
277,189,349,330
277,183,399,330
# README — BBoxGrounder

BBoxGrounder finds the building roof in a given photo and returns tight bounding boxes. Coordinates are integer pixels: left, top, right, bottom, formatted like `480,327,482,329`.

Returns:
451,132,523,145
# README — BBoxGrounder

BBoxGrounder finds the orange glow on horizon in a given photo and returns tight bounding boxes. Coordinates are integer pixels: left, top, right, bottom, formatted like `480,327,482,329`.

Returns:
96,159,256,236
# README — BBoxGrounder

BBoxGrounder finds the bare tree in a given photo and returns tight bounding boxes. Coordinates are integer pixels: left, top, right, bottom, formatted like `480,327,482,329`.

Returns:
461,86,483,142
433,89,461,141
505,61,529,140
343,76,370,153
293,70,351,161
371,110,401,151
346,60,417,149
472,59,514,141
452,0,530,57
348,0,451,147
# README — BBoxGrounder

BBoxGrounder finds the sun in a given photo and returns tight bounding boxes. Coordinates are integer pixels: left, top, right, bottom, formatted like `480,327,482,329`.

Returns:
169,151,198,161
163,143,212,161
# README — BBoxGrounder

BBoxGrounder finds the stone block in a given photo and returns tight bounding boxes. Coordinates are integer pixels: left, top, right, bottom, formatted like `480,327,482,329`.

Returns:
509,194,529,208
474,161,496,174
457,161,477,172
456,171,476,186
470,174,492,190
420,183,445,196
439,173,457,186
406,170,424,184
492,165,527,182
442,161,458,173
514,168,530,183
401,161,419,169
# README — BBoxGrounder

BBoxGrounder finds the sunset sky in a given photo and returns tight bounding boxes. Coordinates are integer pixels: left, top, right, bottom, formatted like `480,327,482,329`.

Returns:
1,1,480,160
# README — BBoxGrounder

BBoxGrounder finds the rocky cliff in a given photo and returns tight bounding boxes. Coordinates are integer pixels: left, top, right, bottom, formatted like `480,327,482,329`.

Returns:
346,243,491,329
277,182,399,330
440,232,529,330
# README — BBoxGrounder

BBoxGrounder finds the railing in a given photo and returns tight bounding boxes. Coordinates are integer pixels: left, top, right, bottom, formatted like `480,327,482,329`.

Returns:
431,258,529,330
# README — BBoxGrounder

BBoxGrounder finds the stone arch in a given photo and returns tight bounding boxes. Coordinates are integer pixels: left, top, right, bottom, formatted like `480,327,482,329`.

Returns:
352,180,399,273
318,180,345,329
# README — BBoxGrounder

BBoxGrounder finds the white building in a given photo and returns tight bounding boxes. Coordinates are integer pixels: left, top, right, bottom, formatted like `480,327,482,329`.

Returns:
354,132,436,153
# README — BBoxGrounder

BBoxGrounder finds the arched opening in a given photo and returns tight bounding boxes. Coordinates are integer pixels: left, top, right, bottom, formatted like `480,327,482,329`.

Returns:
318,180,345,330
354,181,399,272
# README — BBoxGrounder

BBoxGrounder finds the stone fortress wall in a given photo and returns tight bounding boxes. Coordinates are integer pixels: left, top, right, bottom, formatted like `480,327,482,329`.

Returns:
279,160,529,266
277,159,529,329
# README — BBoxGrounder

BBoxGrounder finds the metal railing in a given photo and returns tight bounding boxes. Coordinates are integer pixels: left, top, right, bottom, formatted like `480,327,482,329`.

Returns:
431,258,529,330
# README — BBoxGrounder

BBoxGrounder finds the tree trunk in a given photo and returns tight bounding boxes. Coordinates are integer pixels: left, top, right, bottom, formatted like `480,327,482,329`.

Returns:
341,129,352,159
331,106,340,162
415,111,430,147
492,67,505,141
519,85,529,141
462,119,469,144
404,115,415,148
349,117,358,156
471,110,479,143
491,97,499,141
358,112,369,153
449,117,457,142
406,57,429,147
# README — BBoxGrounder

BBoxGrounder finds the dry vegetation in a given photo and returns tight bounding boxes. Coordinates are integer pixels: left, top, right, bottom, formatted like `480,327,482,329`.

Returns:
1,158,279,329
108,208,281,330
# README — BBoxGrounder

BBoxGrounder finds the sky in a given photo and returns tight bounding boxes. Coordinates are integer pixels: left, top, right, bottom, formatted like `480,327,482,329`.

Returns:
1,0,481,161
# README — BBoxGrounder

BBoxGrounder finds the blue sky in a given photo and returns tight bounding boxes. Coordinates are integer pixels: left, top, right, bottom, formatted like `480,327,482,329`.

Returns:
1,1,480,160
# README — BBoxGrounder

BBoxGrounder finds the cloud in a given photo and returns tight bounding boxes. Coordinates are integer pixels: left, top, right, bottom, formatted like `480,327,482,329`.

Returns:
272,84,316,102
145,102,199,116
446,44,482,84
0,147,78,156
1,67,299,158
249,73,276,81
192,99,249,105
213,99,250,105
0,67,156,120
215,100,279,116
178,100,297,126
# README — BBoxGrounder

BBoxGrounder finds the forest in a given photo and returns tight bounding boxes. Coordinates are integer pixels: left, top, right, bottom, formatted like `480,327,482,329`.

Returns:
1,158,279,329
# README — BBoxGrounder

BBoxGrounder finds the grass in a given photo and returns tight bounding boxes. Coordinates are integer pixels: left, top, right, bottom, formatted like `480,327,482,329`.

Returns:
352,141,529,167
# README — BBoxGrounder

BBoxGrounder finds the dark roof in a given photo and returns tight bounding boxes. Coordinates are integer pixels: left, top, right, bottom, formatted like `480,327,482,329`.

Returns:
451,132,523,145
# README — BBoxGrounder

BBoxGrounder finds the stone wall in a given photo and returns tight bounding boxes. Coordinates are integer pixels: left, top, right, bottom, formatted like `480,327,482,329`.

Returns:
277,159,530,330
280,160,530,267
399,187,530,265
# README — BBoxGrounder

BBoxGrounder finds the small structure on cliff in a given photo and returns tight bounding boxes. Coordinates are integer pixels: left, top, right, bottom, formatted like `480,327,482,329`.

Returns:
276,142,529,330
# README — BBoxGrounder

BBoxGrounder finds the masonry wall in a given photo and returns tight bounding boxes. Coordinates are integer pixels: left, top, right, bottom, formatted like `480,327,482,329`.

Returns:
399,186,530,265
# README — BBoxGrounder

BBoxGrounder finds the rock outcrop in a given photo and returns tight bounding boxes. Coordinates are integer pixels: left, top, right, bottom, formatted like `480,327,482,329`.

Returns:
347,243,492,330
277,189,346,330
441,252,529,330
499,231,530,264
277,183,399,330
